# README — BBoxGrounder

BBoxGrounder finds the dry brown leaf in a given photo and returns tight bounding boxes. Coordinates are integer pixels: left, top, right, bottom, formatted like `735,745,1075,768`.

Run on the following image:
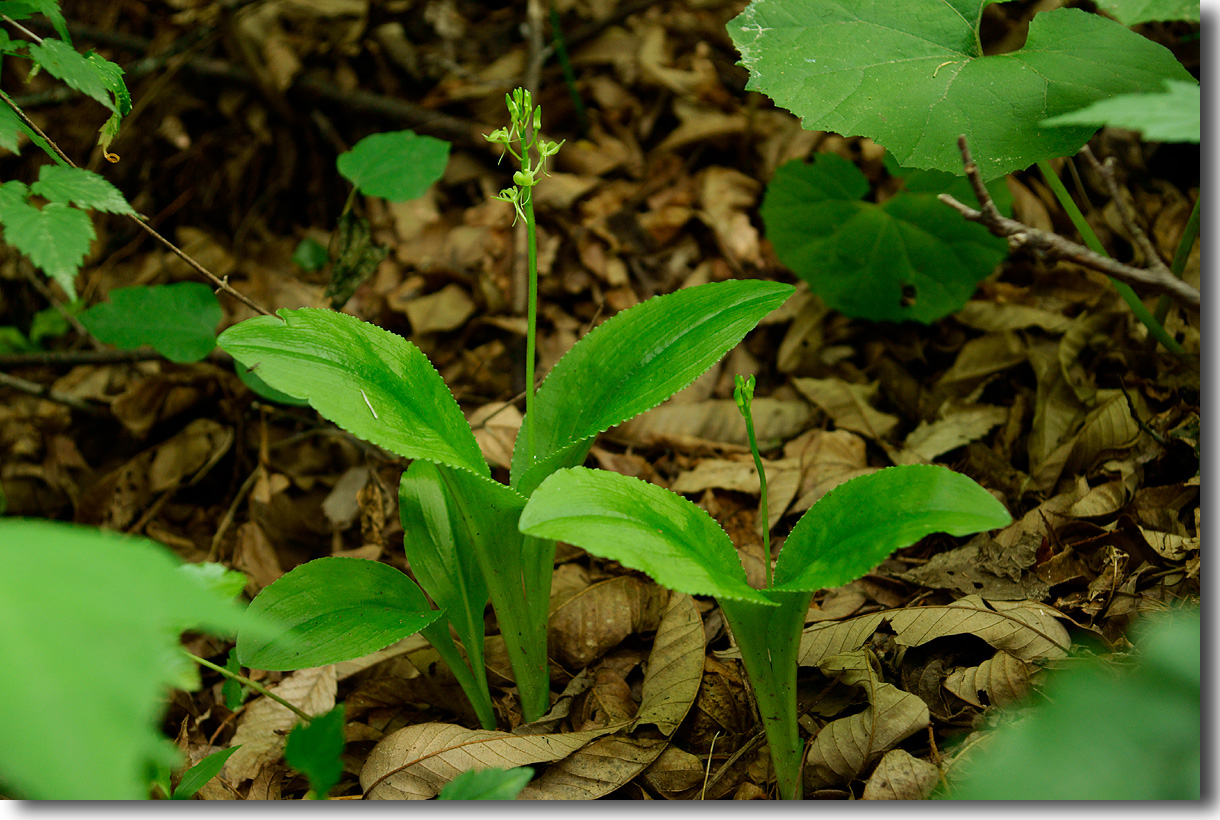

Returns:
861,749,940,800
1062,390,1143,477
233,520,284,593
954,300,1071,334
889,596,1071,661
641,745,705,797
360,722,618,799
892,405,1008,465
784,428,875,514
404,283,476,335
518,736,669,800
670,456,801,529
548,576,668,669
468,401,521,470
321,466,369,530
791,378,899,441
633,593,705,735
795,613,887,668
620,398,811,447
223,666,338,783
900,533,1048,601
805,652,930,790
937,331,1028,390
698,167,762,267
943,650,1033,710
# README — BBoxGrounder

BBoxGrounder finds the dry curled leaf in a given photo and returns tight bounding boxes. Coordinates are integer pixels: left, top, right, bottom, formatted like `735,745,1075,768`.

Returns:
548,576,669,669
944,650,1034,710
889,595,1071,662
222,666,338,783
792,377,899,441
805,652,930,790
862,749,940,800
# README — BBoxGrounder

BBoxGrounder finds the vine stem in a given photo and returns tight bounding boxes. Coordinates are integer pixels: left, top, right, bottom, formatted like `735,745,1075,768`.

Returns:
1036,160,1183,355
183,651,314,723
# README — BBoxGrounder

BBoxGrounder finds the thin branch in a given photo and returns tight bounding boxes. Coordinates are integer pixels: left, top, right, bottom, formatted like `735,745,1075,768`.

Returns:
1080,145,1175,282
939,136,1200,311
0,370,108,415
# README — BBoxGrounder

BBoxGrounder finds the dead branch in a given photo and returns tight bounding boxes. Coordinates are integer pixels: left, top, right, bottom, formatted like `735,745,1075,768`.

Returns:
938,136,1200,311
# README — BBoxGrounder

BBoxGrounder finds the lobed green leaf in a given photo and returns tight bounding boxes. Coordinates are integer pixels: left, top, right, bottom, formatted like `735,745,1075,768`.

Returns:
236,557,443,671
519,466,774,604
218,308,488,476
31,165,135,214
78,283,221,363
0,181,93,297
772,465,1012,592
511,279,793,495
729,1,1196,179
27,38,115,112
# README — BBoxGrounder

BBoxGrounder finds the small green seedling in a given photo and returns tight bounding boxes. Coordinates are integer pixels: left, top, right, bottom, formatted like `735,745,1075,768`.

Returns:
518,381,1011,799
219,90,795,727
438,766,535,800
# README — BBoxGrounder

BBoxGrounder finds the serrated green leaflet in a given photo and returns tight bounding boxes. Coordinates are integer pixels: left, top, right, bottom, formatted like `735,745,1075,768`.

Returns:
218,308,488,476
772,465,1012,591
762,154,1007,323
729,1,1195,179
519,467,774,604
1094,0,1199,25
2,0,70,42
27,38,115,112
1043,80,1199,144
31,165,135,213
336,130,450,202
78,283,221,362
285,706,346,799
439,766,535,800
236,557,443,671
0,182,93,296
511,279,793,495
0,519,250,799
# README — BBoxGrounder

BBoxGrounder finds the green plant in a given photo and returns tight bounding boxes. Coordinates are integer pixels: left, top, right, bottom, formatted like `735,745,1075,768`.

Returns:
77,282,223,363
0,518,272,799
437,766,535,800
517,380,1011,799
217,89,794,728
940,605,1200,800
730,0,1197,342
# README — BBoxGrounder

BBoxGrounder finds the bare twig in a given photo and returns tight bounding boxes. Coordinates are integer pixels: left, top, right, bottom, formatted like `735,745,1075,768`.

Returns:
0,91,274,317
939,136,1200,311
1081,145,1176,283
0,370,108,415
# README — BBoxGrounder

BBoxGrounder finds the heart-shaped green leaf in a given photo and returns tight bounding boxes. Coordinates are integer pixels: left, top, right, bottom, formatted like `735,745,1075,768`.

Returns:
773,465,1012,592
519,467,774,604
762,154,1007,323
237,557,443,670
79,283,221,363
218,308,487,476
1094,0,1198,25
729,1,1195,179
336,130,450,202
511,280,793,495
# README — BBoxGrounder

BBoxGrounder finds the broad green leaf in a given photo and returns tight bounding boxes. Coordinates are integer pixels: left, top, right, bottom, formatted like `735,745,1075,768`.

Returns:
882,153,1014,216
27,38,115,112
86,51,131,116
773,465,1012,591
519,467,774,604
0,519,250,800
235,362,309,406
78,283,221,363
236,556,443,671
1094,0,1199,24
438,766,535,800
218,308,487,476
944,606,1199,800
729,2,1195,179
285,706,346,799
172,746,241,799
293,236,329,271
763,154,1007,323
511,279,793,495
336,130,450,202
1042,80,1199,144
31,165,135,214
0,182,93,296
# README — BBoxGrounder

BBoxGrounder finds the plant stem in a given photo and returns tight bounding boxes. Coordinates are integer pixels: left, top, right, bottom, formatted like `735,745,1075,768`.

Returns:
741,402,772,589
1154,195,1200,325
1037,160,1183,354
184,651,313,723
524,190,539,461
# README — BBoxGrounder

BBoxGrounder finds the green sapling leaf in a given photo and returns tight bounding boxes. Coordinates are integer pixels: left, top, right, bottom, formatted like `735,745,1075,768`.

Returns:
762,154,1007,323
1094,0,1199,25
171,746,241,799
729,1,1196,179
31,165,135,214
438,766,535,800
336,130,450,202
236,556,443,671
1042,80,1199,144
2,1,71,42
772,465,1012,592
78,282,221,362
285,706,346,800
0,180,94,297
218,308,488,475
0,519,251,800
27,38,116,113
519,466,776,605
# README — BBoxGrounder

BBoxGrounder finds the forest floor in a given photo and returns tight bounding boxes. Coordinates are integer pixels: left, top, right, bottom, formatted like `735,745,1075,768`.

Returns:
0,0,1201,801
